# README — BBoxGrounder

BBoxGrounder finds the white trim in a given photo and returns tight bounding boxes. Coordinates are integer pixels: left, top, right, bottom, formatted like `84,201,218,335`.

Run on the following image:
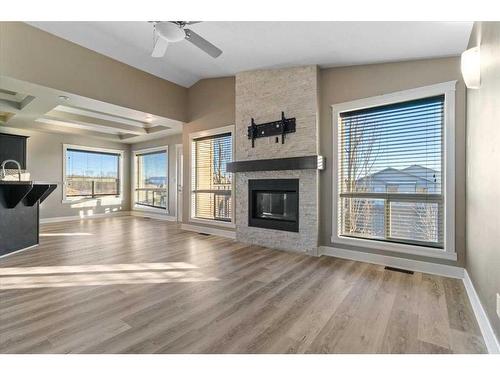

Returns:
181,223,236,239
133,145,170,154
0,244,39,259
130,210,177,222
63,143,125,154
175,143,183,222
463,270,500,353
188,125,235,140
330,81,457,114
319,246,464,279
329,236,457,261
62,197,124,205
132,204,166,213
331,81,457,260
443,85,456,256
62,144,125,203
40,210,130,224
131,145,169,215
189,217,236,229
188,124,235,225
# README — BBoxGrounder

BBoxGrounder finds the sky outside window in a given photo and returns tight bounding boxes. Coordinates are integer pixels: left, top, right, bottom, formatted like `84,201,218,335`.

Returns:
66,149,119,178
138,152,167,188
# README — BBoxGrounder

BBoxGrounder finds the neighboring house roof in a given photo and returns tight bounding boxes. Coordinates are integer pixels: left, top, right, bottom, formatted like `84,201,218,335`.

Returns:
356,165,438,185
402,165,440,183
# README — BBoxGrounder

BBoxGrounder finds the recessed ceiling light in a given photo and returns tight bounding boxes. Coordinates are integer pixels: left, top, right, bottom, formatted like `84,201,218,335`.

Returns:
58,95,69,101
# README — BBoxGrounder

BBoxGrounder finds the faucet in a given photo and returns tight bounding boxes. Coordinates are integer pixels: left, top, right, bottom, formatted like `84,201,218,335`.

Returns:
1,159,22,181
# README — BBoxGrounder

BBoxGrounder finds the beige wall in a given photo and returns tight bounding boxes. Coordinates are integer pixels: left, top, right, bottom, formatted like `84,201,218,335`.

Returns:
131,134,182,217
319,57,467,266
0,22,188,122
0,126,130,219
466,22,500,339
182,77,236,229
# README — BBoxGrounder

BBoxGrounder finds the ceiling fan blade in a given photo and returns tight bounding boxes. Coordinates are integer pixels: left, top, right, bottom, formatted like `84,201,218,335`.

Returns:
184,29,222,58
151,36,168,57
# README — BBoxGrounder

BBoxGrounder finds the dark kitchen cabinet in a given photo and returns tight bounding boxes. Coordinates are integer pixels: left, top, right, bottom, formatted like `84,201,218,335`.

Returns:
0,133,28,169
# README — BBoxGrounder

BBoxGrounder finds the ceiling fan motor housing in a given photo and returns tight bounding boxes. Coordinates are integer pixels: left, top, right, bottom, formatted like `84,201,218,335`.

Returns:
156,22,185,42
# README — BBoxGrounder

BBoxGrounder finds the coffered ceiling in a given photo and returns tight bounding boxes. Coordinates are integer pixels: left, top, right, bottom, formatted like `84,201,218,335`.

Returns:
0,76,183,143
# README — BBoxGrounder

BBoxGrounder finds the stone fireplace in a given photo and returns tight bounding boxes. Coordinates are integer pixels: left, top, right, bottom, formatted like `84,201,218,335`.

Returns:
231,65,322,255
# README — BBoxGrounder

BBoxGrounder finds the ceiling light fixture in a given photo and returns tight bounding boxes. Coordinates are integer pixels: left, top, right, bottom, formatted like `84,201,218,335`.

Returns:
150,21,222,58
156,22,185,43
461,46,481,89
58,95,70,101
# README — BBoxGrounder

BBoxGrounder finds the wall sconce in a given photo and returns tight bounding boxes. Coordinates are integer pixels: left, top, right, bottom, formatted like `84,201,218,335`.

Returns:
461,46,481,89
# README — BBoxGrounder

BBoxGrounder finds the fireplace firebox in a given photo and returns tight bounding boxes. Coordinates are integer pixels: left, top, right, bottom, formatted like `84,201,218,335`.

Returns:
248,179,299,232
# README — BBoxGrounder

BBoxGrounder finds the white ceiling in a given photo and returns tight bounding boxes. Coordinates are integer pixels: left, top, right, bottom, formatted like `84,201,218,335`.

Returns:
27,21,473,88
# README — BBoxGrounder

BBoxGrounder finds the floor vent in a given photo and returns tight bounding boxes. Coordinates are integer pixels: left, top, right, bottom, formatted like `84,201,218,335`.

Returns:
198,233,211,236
384,266,414,275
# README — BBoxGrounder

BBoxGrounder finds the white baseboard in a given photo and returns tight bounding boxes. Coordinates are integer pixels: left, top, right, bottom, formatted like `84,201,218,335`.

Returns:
0,244,39,259
463,270,500,354
318,246,464,279
130,210,177,222
40,211,131,224
181,223,236,239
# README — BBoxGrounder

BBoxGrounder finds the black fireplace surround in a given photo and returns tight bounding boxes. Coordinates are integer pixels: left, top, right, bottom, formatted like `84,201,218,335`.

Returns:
248,179,299,232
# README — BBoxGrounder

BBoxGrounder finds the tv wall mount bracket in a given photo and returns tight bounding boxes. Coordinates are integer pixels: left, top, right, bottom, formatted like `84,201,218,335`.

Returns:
247,112,296,148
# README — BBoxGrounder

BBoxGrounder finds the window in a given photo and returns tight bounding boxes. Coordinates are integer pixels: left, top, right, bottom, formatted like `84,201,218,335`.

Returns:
134,148,168,210
332,82,456,258
190,128,233,223
63,145,122,200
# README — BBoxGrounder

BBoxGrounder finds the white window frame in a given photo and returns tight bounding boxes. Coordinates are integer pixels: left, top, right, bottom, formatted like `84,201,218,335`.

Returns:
331,81,457,260
62,144,124,204
131,145,169,215
188,125,235,228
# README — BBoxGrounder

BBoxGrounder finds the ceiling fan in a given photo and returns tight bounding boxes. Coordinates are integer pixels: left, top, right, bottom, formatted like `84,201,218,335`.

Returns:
150,21,222,58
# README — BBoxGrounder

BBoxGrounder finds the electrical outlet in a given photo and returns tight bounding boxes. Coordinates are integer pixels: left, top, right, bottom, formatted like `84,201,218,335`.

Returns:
497,293,500,320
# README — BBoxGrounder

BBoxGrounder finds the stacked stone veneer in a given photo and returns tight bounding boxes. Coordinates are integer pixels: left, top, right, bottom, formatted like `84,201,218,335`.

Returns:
234,65,320,254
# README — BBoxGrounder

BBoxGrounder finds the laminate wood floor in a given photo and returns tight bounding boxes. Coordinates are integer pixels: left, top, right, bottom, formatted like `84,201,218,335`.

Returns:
0,216,487,353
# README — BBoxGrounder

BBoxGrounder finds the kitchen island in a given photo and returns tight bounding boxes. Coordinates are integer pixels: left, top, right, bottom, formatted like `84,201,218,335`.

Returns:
0,180,57,257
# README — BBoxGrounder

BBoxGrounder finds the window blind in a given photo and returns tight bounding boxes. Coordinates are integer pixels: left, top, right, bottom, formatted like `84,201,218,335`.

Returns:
65,148,120,198
191,133,232,222
337,95,444,248
136,150,168,209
